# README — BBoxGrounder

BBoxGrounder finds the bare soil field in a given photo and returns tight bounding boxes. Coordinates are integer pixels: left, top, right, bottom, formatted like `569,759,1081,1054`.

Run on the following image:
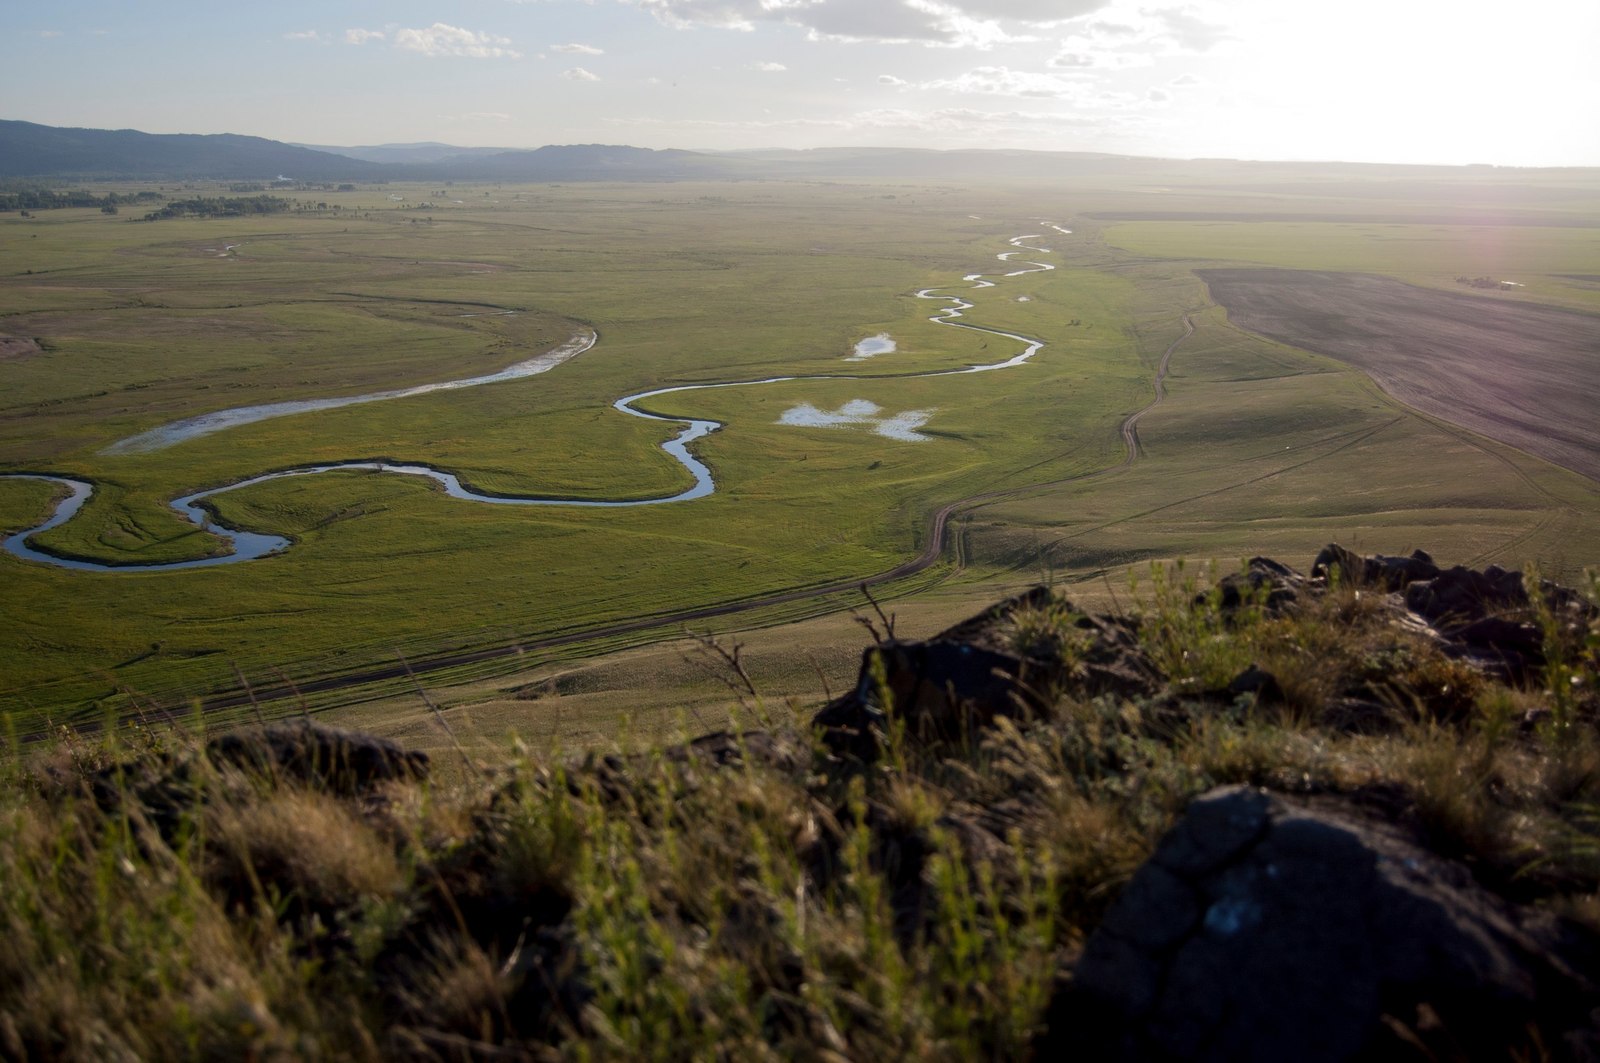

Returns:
0,335,41,362
1090,212,1600,227
1198,269,1600,482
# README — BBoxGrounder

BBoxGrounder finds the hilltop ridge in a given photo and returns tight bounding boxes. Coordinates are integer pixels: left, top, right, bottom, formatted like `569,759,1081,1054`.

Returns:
4,545,1597,1060
8,118,1600,185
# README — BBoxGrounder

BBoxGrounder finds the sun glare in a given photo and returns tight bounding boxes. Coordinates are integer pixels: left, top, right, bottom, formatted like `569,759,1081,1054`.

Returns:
1186,0,1599,164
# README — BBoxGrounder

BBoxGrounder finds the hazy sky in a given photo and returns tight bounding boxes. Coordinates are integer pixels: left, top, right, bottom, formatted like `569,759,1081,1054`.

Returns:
5,0,1597,166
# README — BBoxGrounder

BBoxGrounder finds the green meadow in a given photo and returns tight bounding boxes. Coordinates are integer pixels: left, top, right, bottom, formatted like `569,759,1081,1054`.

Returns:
3,173,1599,729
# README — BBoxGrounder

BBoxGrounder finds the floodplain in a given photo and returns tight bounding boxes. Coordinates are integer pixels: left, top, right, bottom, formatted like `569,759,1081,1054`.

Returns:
2,168,1598,738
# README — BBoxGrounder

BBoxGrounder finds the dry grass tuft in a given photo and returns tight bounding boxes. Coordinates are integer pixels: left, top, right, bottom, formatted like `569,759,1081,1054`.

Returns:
0,558,1595,1057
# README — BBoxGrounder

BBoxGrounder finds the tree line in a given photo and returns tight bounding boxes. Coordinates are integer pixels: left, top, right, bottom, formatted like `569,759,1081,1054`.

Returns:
0,186,162,211
140,195,292,221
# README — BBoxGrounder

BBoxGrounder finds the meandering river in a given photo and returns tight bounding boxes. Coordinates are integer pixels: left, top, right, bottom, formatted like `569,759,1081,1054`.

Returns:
2,232,1060,572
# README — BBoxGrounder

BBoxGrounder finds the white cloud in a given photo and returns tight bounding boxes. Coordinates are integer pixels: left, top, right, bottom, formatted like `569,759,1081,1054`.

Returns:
1042,5,1229,74
947,0,1107,22
1053,6,1230,58
393,23,522,59
39,29,63,38
1048,47,1149,69
1081,18,1141,37
552,42,604,54
1145,6,1230,52
284,30,322,42
750,60,787,71
878,74,910,86
562,66,601,80
345,28,386,45
628,0,757,31
441,111,514,122
624,0,1070,47
793,3,1022,46
923,65,1089,99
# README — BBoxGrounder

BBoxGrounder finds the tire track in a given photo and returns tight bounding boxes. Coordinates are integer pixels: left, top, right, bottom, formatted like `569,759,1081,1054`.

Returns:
1413,413,1577,568
1119,313,1191,464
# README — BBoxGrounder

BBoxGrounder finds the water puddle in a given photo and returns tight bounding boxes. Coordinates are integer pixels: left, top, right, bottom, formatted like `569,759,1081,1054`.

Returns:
777,399,933,441
847,333,896,361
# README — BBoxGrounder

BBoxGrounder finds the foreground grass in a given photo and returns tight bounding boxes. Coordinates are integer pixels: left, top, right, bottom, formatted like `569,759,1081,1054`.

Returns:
3,558,1596,1060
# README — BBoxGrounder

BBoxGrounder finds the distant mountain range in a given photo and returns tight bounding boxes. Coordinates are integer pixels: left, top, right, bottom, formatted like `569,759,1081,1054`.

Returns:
0,120,391,181
0,120,1198,182
291,141,519,166
3,119,1594,188
0,120,729,182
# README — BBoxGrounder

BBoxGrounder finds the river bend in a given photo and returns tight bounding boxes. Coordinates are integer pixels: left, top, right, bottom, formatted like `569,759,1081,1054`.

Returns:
2,232,1060,571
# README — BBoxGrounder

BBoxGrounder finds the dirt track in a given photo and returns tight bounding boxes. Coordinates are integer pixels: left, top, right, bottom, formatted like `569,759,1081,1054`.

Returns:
1199,270,1600,483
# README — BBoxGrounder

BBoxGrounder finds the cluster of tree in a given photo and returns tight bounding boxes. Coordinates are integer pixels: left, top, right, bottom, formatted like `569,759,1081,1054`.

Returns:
1456,275,1517,291
140,195,291,221
229,180,358,193
0,186,162,212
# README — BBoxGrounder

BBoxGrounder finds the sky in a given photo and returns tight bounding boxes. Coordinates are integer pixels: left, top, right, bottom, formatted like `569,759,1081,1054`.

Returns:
4,0,1598,166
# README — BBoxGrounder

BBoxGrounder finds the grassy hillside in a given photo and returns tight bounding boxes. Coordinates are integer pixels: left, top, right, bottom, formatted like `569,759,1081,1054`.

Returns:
2,549,1595,1059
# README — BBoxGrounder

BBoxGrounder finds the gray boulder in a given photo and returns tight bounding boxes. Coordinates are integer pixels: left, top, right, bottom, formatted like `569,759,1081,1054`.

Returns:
813,587,1161,761
1049,786,1600,1061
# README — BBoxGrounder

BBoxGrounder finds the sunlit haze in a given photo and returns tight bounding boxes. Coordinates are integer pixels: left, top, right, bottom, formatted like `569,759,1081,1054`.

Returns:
4,0,1598,167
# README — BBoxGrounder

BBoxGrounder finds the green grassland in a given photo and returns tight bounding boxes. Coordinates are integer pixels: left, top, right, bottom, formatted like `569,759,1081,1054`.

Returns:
3,172,1599,730
0,183,1141,717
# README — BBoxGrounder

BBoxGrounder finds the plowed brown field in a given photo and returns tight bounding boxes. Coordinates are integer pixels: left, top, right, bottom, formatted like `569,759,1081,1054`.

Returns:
1199,270,1600,482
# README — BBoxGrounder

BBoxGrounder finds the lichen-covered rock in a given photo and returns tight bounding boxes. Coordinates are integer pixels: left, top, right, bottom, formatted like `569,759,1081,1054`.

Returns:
813,587,1161,761
1212,556,1307,614
1046,785,1600,1061
1310,544,1440,591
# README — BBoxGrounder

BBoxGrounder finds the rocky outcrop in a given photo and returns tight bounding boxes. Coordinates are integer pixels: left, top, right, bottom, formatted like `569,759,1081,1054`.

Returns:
1050,785,1600,1062
86,719,429,833
814,586,1162,761
816,544,1597,757
1213,555,1307,614
205,719,430,792
1309,543,1596,682
1309,543,1443,590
